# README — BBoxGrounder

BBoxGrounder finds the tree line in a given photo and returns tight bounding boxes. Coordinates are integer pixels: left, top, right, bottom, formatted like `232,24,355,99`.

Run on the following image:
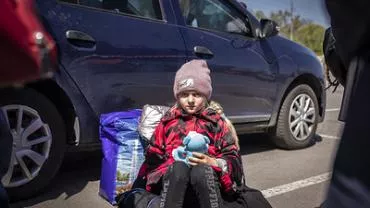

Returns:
254,9,325,55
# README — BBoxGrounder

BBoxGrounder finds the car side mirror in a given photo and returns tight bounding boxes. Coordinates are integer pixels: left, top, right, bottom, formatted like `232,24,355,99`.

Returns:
259,19,279,38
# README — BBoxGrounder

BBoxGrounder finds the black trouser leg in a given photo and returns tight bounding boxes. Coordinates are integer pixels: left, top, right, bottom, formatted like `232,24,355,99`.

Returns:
323,1,370,207
0,184,9,208
159,161,190,208
325,57,370,207
190,165,222,208
0,110,12,208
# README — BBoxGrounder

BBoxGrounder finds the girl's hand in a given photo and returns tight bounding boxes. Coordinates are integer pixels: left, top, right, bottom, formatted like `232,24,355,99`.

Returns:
188,152,218,167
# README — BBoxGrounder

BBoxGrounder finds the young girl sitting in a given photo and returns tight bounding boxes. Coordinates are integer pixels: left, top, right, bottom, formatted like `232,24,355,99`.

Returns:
136,59,243,208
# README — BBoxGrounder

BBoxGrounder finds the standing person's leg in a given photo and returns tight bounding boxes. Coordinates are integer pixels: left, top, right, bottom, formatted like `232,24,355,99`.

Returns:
323,0,370,207
0,110,13,208
0,186,9,208
159,161,190,208
190,164,223,208
324,57,370,207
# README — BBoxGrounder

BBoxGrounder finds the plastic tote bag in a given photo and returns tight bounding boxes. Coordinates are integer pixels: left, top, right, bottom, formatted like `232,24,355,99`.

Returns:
99,109,145,205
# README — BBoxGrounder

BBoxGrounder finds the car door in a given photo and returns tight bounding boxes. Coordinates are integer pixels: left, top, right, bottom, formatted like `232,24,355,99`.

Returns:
175,0,278,122
38,0,187,116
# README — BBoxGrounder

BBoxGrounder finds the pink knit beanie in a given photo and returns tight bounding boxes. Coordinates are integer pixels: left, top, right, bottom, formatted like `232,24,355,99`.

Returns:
173,60,212,100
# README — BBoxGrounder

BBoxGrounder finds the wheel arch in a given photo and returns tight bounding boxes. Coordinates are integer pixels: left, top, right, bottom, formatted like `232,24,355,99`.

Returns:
269,73,325,128
27,79,78,145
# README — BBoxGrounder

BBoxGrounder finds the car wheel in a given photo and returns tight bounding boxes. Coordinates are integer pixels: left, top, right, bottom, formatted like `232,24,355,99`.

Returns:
0,88,66,201
272,84,319,149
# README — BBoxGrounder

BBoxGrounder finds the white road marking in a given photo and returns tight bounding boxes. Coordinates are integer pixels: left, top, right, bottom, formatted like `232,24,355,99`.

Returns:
320,134,340,140
262,172,332,198
326,108,340,112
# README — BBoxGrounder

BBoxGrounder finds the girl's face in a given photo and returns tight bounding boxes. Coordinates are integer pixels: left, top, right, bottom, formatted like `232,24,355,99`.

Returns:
178,90,207,115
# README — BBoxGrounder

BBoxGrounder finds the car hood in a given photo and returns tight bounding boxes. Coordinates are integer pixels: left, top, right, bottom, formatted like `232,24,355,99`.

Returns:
269,35,318,59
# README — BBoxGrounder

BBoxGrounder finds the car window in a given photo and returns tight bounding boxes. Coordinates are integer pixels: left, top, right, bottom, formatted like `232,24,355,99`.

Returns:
178,0,252,36
60,0,163,20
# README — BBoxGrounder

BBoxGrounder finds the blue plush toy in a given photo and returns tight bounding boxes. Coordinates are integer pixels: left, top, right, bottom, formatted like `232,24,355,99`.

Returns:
172,131,210,166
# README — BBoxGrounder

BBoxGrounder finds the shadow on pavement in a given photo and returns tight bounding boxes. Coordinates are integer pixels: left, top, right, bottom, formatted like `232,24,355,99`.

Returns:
10,151,103,208
10,133,324,207
238,133,325,156
238,133,276,156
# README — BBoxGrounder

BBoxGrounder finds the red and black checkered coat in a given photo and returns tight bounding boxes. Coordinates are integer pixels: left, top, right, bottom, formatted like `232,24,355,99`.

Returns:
137,106,243,194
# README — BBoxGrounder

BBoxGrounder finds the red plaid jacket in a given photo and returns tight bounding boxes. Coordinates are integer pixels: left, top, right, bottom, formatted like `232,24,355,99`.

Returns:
137,106,243,193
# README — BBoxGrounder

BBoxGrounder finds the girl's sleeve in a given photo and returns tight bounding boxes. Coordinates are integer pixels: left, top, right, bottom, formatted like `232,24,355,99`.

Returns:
137,120,167,178
213,120,243,193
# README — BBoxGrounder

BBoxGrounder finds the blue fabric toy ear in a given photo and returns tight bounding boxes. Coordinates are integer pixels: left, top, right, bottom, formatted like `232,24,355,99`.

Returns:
183,135,191,146
203,135,210,144
172,146,187,162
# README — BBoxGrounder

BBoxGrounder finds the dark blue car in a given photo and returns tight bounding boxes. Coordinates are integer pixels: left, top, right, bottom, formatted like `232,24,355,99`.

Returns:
1,0,325,200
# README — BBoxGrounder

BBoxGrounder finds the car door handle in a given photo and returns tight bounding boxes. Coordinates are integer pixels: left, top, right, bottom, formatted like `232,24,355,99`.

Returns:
65,30,96,49
66,30,95,42
193,46,214,59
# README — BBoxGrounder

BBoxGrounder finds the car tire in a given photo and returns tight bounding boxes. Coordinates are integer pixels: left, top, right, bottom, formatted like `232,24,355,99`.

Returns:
0,88,66,201
271,84,319,149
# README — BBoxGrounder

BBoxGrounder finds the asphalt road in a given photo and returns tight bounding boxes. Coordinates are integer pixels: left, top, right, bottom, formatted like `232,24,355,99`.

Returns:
10,87,344,208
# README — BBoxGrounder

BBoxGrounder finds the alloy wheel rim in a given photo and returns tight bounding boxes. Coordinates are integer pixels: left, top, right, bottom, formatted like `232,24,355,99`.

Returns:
1,105,52,188
288,94,316,141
